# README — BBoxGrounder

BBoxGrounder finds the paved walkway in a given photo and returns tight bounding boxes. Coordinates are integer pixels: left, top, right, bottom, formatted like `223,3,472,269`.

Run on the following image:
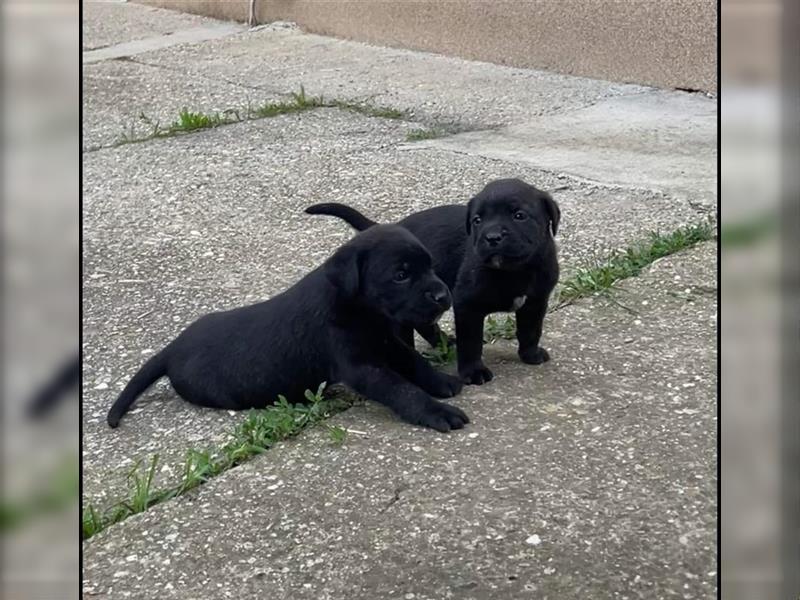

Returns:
82,3,717,598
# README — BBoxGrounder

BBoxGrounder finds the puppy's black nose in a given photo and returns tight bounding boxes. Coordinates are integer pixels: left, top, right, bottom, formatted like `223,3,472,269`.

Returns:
426,289,451,308
485,231,504,246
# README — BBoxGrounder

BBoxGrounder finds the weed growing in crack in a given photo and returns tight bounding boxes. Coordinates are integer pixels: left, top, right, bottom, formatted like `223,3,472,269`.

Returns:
557,221,714,308
405,127,449,141
113,86,325,147
484,315,517,343
82,382,352,540
107,86,453,150
422,332,457,365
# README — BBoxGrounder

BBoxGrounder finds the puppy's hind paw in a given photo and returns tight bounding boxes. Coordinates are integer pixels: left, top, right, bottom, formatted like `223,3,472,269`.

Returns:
416,400,470,432
459,362,494,385
427,373,463,398
519,346,550,365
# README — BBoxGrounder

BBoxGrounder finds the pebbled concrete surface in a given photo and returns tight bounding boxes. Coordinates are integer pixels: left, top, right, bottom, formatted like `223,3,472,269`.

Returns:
82,57,266,150
83,243,717,599
413,90,717,206
83,0,228,51
82,4,717,597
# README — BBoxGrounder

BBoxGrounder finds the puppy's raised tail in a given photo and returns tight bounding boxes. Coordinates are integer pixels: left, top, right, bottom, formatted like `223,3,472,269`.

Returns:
305,203,378,232
107,348,169,428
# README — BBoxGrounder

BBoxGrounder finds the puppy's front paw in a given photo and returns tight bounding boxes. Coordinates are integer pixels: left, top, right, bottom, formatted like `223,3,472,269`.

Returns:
519,346,550,365
427,373,463,398
459,362,494,385
416,400,470,432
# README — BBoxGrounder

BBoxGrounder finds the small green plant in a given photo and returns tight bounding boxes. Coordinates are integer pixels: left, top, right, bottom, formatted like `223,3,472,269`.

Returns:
484,315,517,343
125,455,160,513
176,449,218,494
82,382,352,540
327,425,348,445
405,128,447,142
422,332,457,365
174,109,217,131
82,504,104,539
251,86,327,118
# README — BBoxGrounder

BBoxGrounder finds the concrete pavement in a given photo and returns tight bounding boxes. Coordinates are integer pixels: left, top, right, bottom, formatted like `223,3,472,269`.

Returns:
82,3,717,597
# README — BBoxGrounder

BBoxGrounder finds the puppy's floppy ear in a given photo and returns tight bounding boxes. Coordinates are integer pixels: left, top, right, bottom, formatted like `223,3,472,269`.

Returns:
542,193,560,236
465,197,476,234
324,244,361,298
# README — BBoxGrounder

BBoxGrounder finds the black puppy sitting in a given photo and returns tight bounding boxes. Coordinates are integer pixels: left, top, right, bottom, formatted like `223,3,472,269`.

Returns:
107,225,468,432
306,178,560,385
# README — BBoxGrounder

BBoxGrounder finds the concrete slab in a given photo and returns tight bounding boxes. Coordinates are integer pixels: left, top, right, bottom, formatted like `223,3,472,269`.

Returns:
124,26,652,129
82,109,707,509
412,90,717,205
82,0,232,51
83,242,717,599
83,58,273,150
83,23,245,64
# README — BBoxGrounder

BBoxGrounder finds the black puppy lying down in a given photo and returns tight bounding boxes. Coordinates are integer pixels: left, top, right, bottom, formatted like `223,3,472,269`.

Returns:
306,178,560,385
107,225,468,432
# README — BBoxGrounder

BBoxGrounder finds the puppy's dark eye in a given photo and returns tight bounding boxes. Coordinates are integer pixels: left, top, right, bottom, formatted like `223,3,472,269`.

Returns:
513,211,527,221
472,215,482,226
393,270,409,283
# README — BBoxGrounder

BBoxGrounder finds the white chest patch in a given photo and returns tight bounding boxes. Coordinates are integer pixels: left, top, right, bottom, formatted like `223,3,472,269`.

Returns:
511,295,527,311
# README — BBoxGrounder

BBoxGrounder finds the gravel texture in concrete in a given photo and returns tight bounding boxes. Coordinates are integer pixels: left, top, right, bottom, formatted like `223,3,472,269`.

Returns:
413,90,717,206
83,0,229,51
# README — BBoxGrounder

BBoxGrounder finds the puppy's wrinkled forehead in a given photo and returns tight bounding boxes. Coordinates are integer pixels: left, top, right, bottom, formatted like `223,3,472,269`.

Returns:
362,225,432,266
474,178,543,212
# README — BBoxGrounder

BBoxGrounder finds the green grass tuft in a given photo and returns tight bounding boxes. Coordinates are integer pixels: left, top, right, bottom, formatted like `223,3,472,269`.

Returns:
484,315,517,343
114,86,327,147
422,332,457,365
558,221,714,306
327,425,348,445
405,128,448,142
82,382,351,540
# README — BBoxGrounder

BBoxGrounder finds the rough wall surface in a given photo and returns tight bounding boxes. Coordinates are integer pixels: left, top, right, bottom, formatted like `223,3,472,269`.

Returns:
135,0,717,92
